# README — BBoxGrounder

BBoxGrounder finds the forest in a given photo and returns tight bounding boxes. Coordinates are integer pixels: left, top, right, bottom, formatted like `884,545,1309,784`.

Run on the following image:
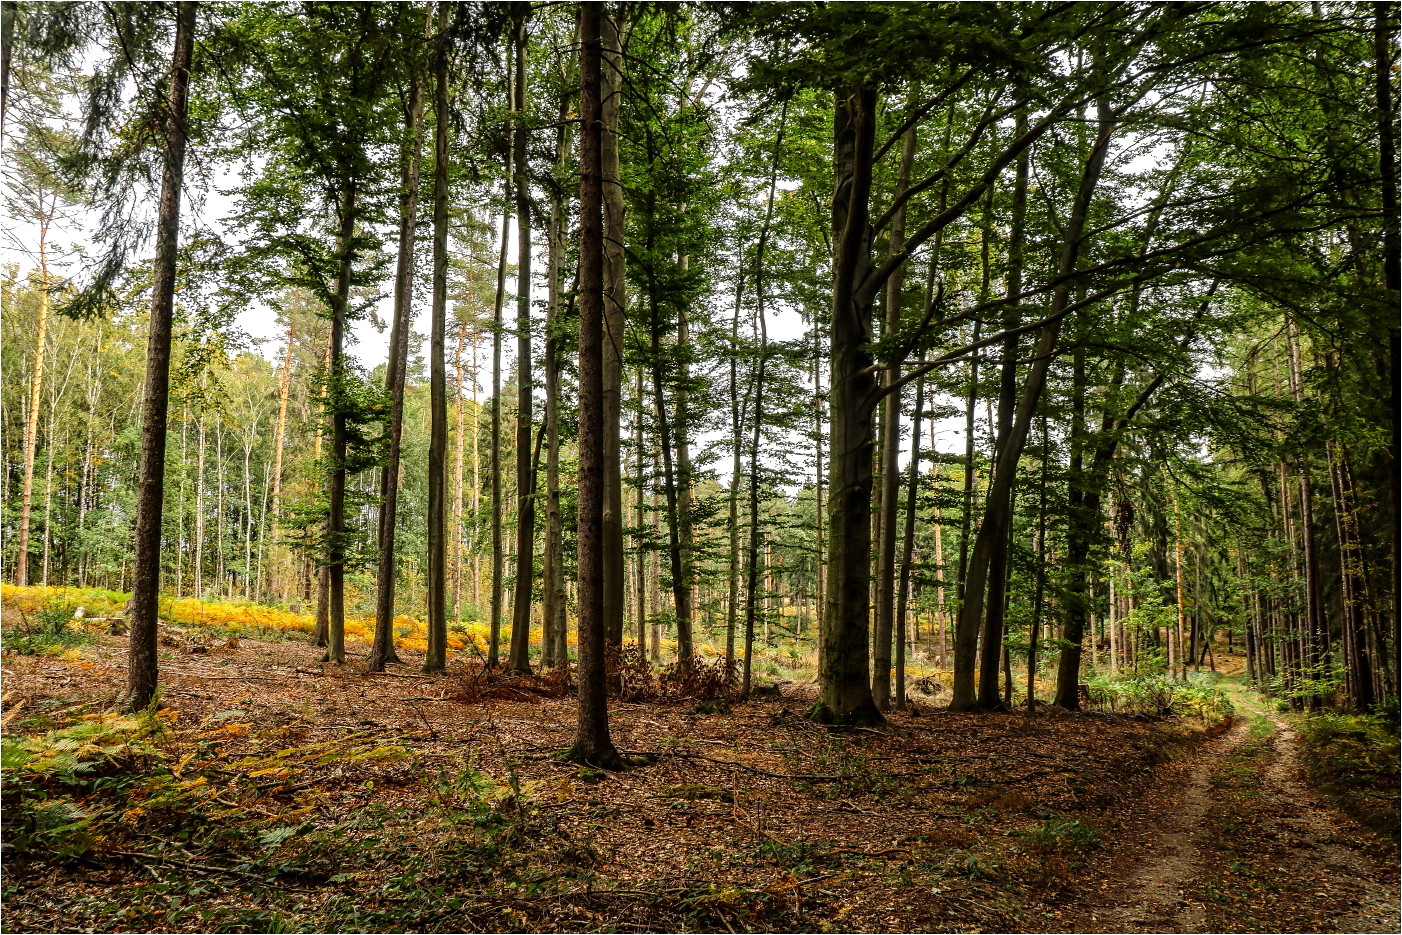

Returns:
1,2,1398,933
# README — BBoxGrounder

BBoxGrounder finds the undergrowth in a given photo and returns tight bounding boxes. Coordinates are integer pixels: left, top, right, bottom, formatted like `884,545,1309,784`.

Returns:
1296,712,1400,838
2,599,98,657
1083,672,1233,725
1,707,607,932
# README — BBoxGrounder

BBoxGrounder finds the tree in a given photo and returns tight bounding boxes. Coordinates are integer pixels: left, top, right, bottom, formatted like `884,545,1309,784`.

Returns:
128,0,196,710
566,0,623,769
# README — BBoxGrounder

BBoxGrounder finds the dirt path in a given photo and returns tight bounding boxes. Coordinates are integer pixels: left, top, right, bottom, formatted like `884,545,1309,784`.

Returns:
1250,705,1400,935
1055,694,1400,934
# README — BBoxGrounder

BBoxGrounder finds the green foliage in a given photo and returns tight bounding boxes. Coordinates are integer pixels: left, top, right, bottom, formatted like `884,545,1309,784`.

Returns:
1,711,165,855
1016,817,1101,856
1084,672,1233,723
2,600,97,657
1296,713,1400,836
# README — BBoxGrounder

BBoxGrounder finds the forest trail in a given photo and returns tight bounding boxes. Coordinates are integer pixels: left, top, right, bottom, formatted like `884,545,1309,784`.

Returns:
1056,686,1400,934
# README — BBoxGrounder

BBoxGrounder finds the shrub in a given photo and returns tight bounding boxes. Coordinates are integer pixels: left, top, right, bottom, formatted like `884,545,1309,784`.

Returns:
1018,817,1100,855
1297,712,1399,837
1083,672,1232,724
2,599,97,657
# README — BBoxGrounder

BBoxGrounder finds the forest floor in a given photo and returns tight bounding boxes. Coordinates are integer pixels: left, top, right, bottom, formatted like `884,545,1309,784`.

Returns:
2,623,1398,934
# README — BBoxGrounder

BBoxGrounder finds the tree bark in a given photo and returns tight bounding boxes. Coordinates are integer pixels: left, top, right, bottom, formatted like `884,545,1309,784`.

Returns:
975,117,1028,710
128,0,195,710
509,3,535,675
817,84,883,725
14,214,50,588
958,96,1114,712
567,2,622,769
425,2,452,674
370,20,427,672
542,100,571,668
489,162,511,668
266,318,294,601
601,5,628,648
873,122,915,710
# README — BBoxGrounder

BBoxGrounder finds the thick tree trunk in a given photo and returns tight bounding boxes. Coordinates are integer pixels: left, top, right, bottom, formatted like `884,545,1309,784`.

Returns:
128,1,195,710
370,31,426,672
817,85,883,726
566,2,622,768
426,3,452,674
509,5,535,675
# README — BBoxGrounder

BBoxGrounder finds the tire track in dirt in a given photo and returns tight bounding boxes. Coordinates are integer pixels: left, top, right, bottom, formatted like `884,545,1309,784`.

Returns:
1250,703,1399,935
1054,692,1399,934
1062,717,1246,933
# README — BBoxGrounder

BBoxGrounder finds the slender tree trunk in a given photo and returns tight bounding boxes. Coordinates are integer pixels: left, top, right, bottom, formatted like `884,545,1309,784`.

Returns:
895,364,925,711
975,120,1028,710
127,0,195,711
369,40,426,671
40,407,55,586
323,180,359,667
542,107,571,668
961,96,1114,712
676,299,695,663
600,6,628,649
216,420,226,594
949,237,988,705
311,334,330,648
14,218,51,587
727,276,745,667
242,432,254,598
634,371,648,653
267,319,295,601
933,496,948,667
471,325,482,612
742,100,787,696
508,5,535,675
1029,415,1049,708
812,321,826,641
873,122,915,710
426,4,452,674
650,458,662,663
489,160,511,668
566,2,622,768
194,406,206,598
453,323,466,623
